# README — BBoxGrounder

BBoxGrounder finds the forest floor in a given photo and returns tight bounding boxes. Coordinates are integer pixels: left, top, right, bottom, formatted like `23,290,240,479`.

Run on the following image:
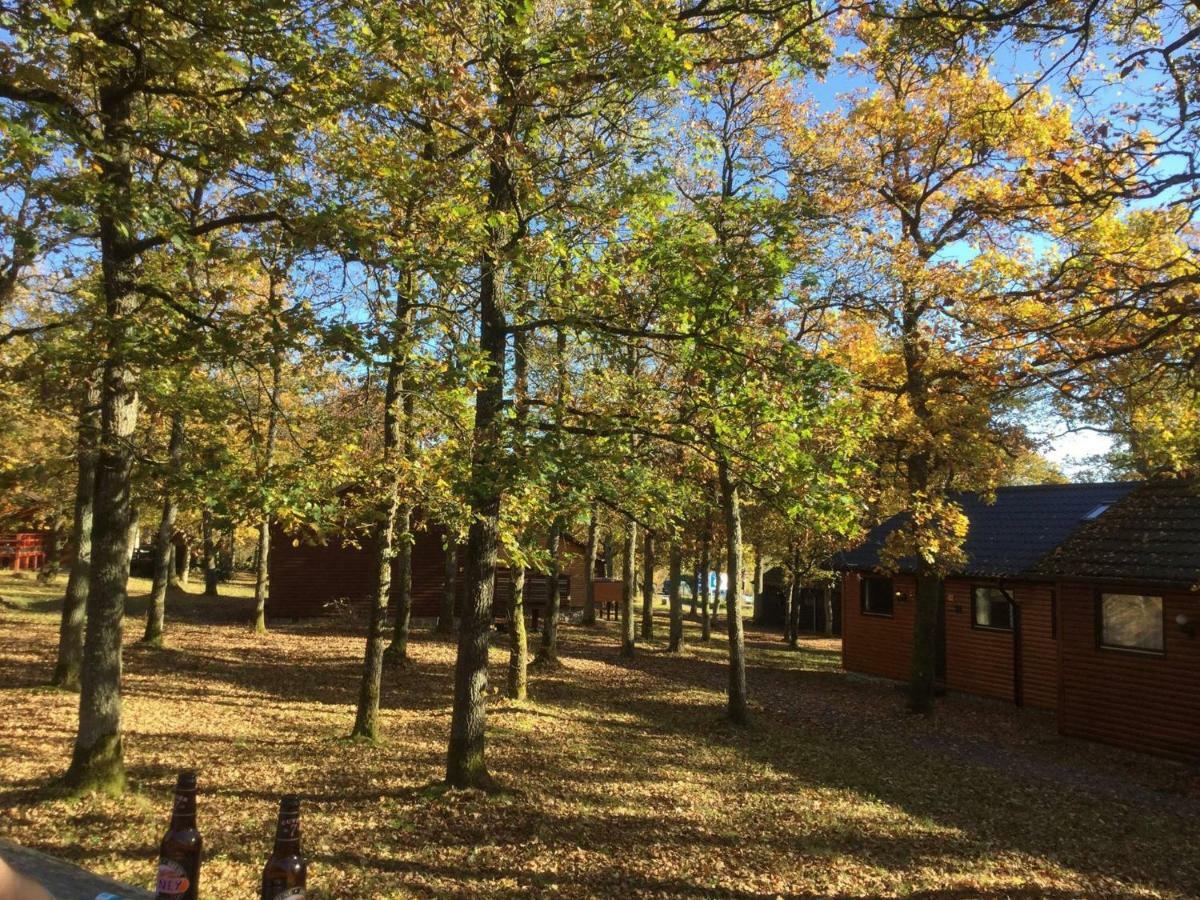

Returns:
1,571,1198,899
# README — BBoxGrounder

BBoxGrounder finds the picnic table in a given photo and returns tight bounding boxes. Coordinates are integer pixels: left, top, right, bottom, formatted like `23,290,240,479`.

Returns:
0,839,152,899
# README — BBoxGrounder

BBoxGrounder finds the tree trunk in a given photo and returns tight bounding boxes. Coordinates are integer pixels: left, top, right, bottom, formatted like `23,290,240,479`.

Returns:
175,537,189,586
353,284,411,739
435,541,457,634
909,575,941,713
752,543,763,624
689,548,698,619
667,541,684,653
718,458,747,726
507,567,527,700
640,530,655,641
712,550,723,635
535,522,563,666
824,584,834,636
699,527,711,641
445,131,513,790
582,512,598,626
38,511,66,584
619,519,637,657
253,287,283,632
383,503,414,665
65,79,140,793
142,411,184,646
53,379,100,690
202,509,218,597
788,548,801,649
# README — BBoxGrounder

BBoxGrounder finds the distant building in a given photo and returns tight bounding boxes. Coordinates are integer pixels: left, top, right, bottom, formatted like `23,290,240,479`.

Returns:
834,481,1199,762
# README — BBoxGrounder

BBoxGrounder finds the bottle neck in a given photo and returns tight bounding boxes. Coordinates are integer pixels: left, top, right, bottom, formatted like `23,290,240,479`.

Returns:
273,810,301,855
169,790,197,829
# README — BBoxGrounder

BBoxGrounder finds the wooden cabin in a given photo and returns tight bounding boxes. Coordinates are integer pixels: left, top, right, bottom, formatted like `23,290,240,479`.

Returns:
835,481,1200,762
267,520,596,623
0,532,50,571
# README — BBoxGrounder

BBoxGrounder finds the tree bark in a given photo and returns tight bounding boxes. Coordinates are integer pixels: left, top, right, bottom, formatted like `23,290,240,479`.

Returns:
383,502,414,665
752,543,763,624
65,76,139,793
535,522,563,666
352,284,411,740
619,519,637,657
582,512,598,626
699,525,711,641
142,411,184,646
202,509,218,597
689,547,698,618
506,567,527,700
909,575,941,713
53,379,100,690
445,126,513,790
175,537,189,586
824,584,835,636
667,541,684,653
640,530,655,641
253,277,284,633
718,458,747,726
788,548,801,648
435,541,457,634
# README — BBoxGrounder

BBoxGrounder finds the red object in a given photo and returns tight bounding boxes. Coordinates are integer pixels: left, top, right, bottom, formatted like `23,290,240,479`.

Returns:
0,532,49,571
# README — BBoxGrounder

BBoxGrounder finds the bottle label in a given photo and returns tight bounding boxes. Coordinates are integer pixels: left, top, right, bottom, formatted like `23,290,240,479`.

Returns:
272,889,305,899
276,814,300,841
156,859,190,896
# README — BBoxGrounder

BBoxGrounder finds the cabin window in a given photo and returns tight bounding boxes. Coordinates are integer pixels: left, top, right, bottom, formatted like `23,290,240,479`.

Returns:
861,576,894,617
1099,592,1163,653
972,586,1014,630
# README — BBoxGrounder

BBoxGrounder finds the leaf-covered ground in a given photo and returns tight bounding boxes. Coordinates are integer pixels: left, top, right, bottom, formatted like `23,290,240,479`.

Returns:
1,572,1197,899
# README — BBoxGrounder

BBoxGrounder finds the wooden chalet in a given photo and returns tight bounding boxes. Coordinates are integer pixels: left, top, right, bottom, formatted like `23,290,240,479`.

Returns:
835,481,1200,762
267,519,597,623
0,532,50,572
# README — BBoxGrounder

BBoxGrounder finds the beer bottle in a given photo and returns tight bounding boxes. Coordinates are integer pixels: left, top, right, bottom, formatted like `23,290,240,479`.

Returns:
260,795,307,900
155,771,202,900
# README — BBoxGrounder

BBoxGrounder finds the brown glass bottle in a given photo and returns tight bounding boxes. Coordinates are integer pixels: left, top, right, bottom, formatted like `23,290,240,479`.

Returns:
155,771,202,900
260,795,307,899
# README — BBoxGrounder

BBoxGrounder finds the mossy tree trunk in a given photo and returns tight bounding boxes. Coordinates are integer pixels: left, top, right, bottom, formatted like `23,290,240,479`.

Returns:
53,379,100,691
65,74,139,794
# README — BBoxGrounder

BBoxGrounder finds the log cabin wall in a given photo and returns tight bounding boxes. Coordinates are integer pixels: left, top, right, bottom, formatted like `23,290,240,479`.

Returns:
941,579,1058,710
268,524,571,620
840,572,917,682
1057,581,1200,762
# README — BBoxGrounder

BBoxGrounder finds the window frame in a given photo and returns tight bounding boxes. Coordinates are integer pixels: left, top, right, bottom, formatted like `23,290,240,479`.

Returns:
970,585,1015,632
1095,590,1165,656
860,575,895,618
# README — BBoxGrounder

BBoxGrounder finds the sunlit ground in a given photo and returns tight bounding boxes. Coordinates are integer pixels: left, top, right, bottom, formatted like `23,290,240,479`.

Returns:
1,571,1197,898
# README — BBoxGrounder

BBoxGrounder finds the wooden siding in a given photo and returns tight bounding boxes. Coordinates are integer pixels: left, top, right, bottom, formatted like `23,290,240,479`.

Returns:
841,572,916,682
268,525,570,621
940,581,1057,709
843,574,1058,711
0,532,48,571
1057,582,1200,762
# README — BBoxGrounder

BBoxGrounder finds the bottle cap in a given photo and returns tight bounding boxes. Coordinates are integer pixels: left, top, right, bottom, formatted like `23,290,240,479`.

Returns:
280,794,301,812
176,771,197,791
